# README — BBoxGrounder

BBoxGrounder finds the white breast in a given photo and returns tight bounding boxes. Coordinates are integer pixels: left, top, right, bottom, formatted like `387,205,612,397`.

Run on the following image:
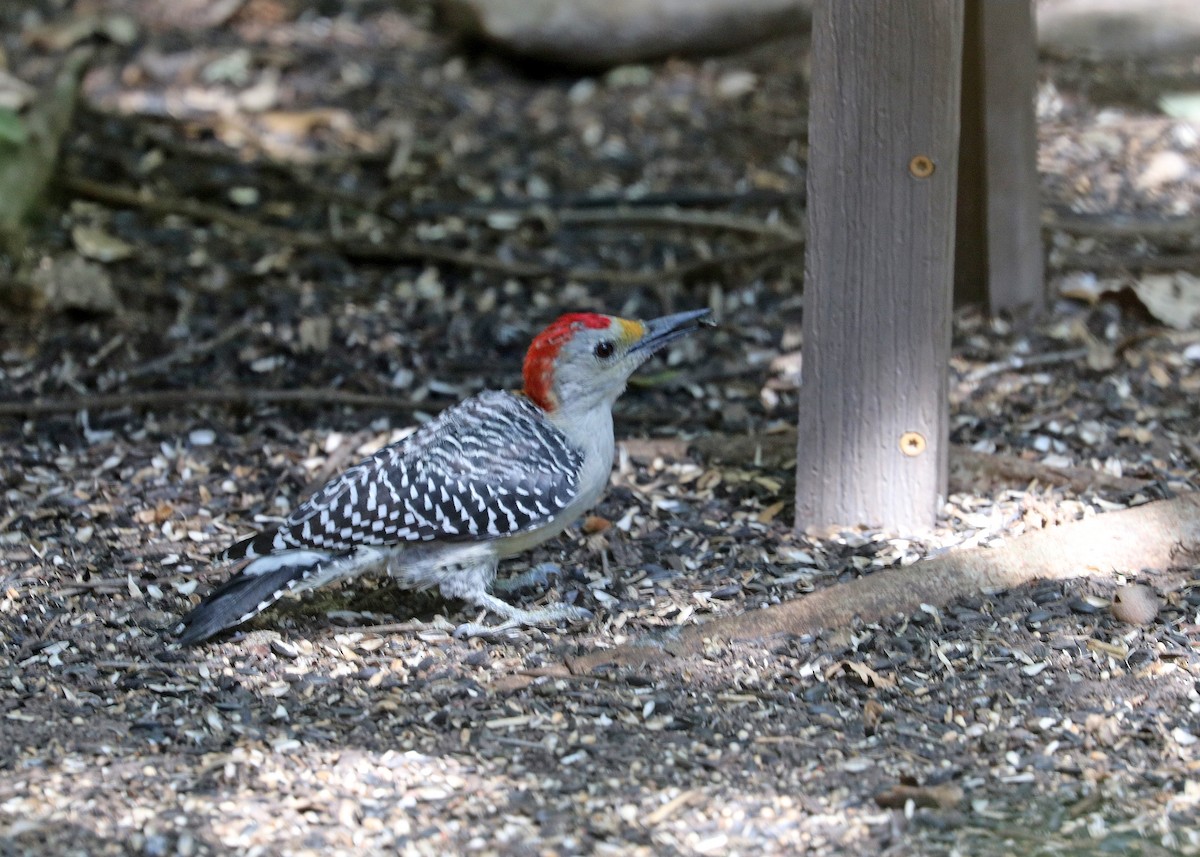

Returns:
494,405,614,557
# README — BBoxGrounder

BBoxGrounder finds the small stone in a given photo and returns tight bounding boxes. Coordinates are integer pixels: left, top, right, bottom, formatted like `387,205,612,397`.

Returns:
605,65,653,88
1173,727,1198,746
716,70,757,99
271,639,300,659
71,225,134,263
176,831,195,857
1110,584,1159,626
1135,150,1189,191
567,78,597,104
228,186,260,206
776,546,816,565
188,428,216,446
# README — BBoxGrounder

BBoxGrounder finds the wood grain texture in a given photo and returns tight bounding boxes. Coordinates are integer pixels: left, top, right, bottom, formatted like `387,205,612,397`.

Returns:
796,0,963,532
955,0,1045,315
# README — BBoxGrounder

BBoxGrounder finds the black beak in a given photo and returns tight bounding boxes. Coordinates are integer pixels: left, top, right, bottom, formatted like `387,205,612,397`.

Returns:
629,308,714,356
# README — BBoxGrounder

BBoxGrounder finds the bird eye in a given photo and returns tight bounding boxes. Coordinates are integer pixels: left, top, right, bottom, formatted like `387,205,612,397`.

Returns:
594,340,616,360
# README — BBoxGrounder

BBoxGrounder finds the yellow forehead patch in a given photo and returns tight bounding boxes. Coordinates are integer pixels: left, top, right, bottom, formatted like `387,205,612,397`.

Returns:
617,318,645,343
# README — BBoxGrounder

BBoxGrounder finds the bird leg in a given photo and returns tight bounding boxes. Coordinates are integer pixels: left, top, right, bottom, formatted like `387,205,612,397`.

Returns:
431,556,590,638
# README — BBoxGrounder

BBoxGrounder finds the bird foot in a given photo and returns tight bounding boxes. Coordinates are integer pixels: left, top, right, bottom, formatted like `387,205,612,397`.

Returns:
492,561,562,595
453,602,593,639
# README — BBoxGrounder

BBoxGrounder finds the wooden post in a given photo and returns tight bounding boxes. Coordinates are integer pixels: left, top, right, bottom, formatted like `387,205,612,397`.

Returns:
955,0,1044,315
795,0,963,533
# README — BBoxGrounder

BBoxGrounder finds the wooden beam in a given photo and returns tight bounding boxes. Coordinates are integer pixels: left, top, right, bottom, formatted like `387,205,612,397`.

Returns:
796,0,963,533
955,0,1045,315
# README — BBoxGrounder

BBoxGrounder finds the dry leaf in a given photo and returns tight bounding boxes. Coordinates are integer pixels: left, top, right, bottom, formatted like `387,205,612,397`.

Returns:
1131,273,1200,330
582,515,611,535
863,699,885,736
25,13,137,51
756,500,786,524
1057,272,1200,330
824,660,896,688
28,253,121,314
0,71,36,112
297,316,333,353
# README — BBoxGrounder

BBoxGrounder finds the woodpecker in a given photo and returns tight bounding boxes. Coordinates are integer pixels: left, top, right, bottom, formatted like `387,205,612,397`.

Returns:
176,308,712,644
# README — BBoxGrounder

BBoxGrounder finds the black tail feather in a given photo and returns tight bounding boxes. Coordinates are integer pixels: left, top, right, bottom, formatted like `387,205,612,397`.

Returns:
176,559,315,646
218,529,280,563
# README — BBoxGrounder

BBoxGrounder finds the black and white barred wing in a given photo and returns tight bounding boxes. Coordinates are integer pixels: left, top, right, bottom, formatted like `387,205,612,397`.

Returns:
222,391,585,560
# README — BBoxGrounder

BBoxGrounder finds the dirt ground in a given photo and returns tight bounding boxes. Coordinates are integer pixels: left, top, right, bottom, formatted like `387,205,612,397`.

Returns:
2,1,1200,855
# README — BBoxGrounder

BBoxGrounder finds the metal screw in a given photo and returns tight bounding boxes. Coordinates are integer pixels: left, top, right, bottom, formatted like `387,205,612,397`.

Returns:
900,431,926,456
908,155,935,178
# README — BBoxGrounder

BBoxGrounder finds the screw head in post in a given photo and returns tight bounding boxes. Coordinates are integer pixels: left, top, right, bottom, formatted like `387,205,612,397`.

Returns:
899,431,926,456
908,155,935,178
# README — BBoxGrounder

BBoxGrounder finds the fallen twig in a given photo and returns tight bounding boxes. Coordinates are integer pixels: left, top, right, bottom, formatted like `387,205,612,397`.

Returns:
0,388,411,418
548,206,801,240
566,238,804,285
61,175,304,244
566,493,1200,674
337,620,448,635
958,348,1089,384
950,448,1148,495
1043,209,1200,239
60,175,555,277
335,238,552,278
56,578,131,592
123,321,253,381
62,175,800,283
383,187,799,220
1052,252,1200,274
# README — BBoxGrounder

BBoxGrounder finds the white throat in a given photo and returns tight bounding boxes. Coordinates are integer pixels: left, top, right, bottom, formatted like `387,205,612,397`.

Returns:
548,403,616,511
